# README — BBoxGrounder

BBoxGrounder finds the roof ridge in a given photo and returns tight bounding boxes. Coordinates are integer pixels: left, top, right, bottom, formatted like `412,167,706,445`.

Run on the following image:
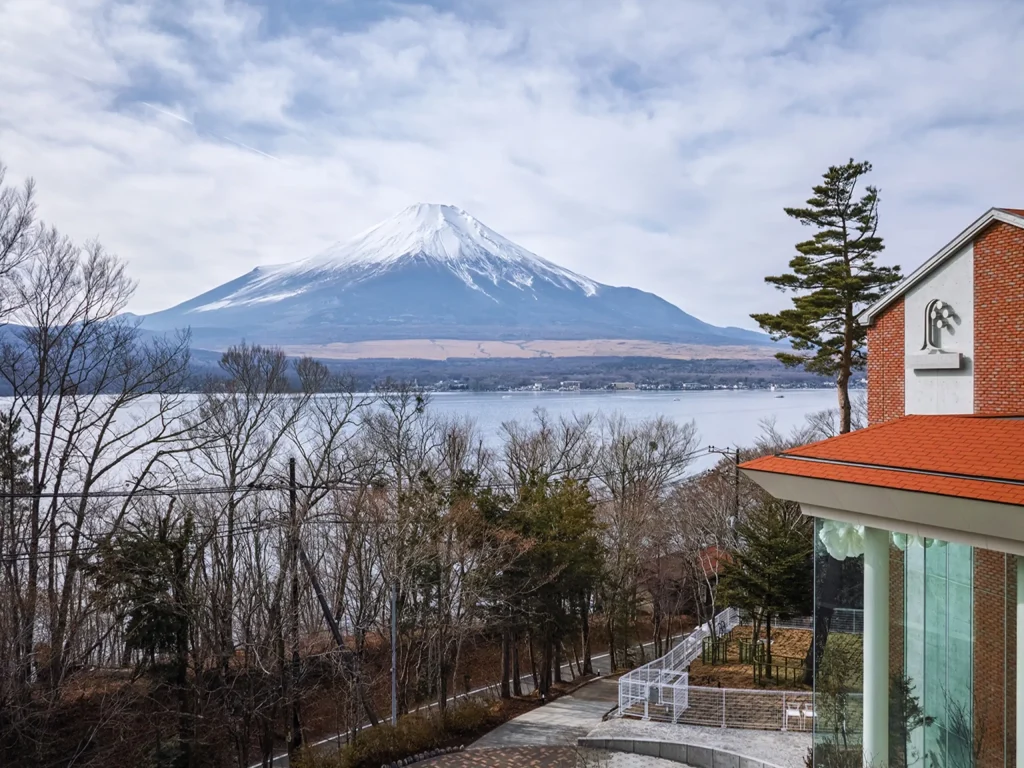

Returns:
861,207,1024,325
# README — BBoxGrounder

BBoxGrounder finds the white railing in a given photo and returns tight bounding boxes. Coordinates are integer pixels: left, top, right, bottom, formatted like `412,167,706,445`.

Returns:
830,607,863,634
617,606,861,729
659,685,815,731
739,607,862,635
617,607,741,718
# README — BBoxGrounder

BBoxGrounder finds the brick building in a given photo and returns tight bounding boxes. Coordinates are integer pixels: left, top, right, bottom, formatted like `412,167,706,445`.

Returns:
740,208,1024,768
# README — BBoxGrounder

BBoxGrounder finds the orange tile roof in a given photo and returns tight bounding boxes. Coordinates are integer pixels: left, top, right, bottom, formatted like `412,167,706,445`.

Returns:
740,414,1024,506
999,208,1024,217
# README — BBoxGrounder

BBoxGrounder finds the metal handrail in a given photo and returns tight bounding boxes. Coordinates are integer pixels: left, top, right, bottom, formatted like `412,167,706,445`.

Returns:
618,607,741,716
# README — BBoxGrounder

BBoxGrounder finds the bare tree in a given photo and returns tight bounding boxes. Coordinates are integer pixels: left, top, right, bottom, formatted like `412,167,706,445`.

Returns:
593,415,699,669
0,160,36,320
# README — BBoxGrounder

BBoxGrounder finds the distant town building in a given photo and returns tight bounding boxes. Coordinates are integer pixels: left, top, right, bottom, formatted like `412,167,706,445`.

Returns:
611,382,636,390
559,380,581,391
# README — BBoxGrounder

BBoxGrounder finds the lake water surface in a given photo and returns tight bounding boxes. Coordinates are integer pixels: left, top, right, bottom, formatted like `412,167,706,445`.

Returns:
425,389,839,472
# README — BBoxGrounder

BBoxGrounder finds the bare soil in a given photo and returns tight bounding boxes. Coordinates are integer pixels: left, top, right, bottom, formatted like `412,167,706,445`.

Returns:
687,627,813,691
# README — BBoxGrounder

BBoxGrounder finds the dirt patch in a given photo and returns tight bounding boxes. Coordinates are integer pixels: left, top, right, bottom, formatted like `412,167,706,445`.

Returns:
687,627,813,691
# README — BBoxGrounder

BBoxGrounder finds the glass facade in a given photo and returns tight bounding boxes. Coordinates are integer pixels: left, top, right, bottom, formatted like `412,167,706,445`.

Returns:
811,519,1016,768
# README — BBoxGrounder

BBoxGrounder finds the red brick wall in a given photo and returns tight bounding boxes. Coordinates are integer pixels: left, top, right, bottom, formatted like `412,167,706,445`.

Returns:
975,221,1024,414
867,298,905,425
972,549,1016,767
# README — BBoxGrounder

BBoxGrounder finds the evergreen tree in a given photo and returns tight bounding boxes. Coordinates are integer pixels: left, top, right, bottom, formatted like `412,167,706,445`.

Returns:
89,509,195,664
717,499,811,677
752,159,902,434
513,477,603,697
0,413,30,494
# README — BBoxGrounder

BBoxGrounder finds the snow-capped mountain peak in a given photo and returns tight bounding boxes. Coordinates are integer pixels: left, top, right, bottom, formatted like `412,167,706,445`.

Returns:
142,203,770,351
291,203,599,297
191,204,599,312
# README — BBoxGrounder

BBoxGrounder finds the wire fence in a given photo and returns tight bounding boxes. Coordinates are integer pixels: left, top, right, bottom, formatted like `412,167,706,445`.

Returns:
617,607,741,718
676,686,814,731
617,606,865,731
766,608,863,635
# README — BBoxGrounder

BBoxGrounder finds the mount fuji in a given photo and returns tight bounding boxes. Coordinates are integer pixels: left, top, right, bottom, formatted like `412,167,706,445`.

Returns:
142,204,768,354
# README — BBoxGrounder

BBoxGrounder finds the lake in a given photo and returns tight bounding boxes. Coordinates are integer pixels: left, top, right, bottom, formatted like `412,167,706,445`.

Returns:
0,388,842,482
424,388,839,472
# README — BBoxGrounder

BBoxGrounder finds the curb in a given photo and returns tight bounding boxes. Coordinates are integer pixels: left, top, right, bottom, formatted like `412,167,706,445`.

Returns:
577,736,788,768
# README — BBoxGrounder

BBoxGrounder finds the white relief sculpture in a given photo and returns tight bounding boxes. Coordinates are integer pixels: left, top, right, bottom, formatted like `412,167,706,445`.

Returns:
921,299,954,351
909,298,962,370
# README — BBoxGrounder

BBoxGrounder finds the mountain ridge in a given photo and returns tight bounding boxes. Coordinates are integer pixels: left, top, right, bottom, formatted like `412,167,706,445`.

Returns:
142,204,770,351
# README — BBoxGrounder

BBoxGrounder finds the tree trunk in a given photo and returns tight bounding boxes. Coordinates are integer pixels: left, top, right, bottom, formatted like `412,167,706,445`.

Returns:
527,631,538,691
837,365,852,435
512,632,523,696
581,596,593,675
553,642,563,684
500,629,511,699
605,615,616,673
765,612,773,678
222,495,236,675
539,637,552,698
652,598,663,657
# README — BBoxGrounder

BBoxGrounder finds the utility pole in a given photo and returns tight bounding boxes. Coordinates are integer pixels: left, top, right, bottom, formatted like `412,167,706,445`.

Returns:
733,447,740,544
708,445,742,545
391,582,398,725
288,457,302,754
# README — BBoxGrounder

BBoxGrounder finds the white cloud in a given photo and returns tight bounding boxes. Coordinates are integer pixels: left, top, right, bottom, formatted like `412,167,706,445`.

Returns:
0,0,1022,327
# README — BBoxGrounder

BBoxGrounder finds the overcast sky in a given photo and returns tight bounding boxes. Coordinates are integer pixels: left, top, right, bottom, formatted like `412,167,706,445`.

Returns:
1,0,1022,328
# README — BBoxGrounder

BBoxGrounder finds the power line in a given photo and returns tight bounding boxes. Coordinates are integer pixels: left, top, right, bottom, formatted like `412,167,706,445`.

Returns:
0,443,716,500
0,444,721,561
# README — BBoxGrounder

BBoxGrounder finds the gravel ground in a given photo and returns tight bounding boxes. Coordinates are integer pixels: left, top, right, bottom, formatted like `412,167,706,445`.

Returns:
587,718,811,768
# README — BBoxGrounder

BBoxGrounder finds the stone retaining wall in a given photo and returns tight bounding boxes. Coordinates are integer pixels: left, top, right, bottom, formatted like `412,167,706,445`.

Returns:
578,736,785,768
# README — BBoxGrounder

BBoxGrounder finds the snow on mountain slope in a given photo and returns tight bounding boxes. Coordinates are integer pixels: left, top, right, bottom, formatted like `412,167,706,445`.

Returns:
142,204,769,350
192,204,597,312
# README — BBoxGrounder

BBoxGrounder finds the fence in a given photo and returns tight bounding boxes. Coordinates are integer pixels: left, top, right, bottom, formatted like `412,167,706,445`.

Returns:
622,683,859,734
620,682,816,731
765,608,863,635
617,606,865,729
617,607,741,719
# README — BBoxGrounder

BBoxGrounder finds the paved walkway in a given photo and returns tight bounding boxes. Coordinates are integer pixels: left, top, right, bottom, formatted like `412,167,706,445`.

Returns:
470,679,619,749
421,746,681,767
589,717,811,768
421,746,576,767
253,644,657,767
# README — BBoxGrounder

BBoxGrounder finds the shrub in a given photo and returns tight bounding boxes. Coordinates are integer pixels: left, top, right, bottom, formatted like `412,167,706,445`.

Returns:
294,698,499,768
442,699,493,736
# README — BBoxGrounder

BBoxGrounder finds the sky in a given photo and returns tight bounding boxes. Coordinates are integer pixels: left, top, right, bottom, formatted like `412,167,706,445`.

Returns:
1,0,1023,329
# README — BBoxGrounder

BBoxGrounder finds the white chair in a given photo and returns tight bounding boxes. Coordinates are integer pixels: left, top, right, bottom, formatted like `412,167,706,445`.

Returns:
802,704,816,729
784,702,803,730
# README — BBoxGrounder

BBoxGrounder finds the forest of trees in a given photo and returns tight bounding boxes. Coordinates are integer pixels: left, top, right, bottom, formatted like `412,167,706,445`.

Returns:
0,160,723,767
0,162,843,768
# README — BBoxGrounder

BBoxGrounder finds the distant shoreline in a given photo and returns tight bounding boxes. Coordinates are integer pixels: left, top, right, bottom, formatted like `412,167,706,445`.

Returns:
271,338,779,361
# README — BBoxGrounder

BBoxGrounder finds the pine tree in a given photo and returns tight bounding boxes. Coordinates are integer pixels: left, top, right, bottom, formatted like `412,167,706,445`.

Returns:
752,159,902,434
717,499,811,677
